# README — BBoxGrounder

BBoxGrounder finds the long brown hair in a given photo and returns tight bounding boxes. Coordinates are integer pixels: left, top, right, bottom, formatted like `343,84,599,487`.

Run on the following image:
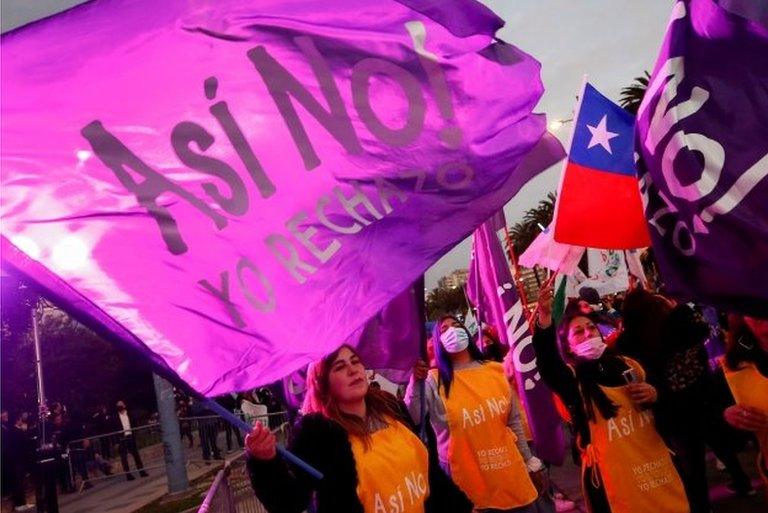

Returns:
301,344,402,448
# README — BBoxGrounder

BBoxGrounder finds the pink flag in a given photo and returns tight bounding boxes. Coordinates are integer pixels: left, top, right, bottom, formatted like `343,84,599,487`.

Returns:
2,0,549,395
624,249,648,287
519,225,585,275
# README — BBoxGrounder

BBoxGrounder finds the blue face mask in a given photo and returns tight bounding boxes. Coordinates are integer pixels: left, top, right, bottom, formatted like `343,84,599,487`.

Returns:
440,327,470,354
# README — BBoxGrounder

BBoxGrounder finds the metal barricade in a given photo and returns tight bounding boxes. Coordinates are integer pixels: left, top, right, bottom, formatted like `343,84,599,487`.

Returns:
65,422,166,491
197,464,236,513
196,414,295,513
197,453,269,513
65,411,292,494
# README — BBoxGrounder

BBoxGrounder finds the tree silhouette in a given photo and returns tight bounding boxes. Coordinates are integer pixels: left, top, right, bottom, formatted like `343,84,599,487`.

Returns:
425,286,469,321
507,192,557,256
1,275,156,427
619,72,650,114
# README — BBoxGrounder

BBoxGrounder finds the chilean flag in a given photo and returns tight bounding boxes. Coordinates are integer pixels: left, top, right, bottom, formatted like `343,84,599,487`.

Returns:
553,83,650,249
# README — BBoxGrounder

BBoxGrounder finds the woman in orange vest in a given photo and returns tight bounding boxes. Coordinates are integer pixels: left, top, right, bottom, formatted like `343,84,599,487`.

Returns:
721,314,768,500
405,314,549,512
533,284,689,513
245,344,472,513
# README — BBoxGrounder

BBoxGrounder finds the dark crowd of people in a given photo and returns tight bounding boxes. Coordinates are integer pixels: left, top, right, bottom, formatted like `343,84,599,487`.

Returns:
243,283,766,513
1,399,147,510
1,387,288,511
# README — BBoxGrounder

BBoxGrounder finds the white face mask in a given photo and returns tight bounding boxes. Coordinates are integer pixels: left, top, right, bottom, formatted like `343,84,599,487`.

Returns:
440,327,470,354
572,336,607,360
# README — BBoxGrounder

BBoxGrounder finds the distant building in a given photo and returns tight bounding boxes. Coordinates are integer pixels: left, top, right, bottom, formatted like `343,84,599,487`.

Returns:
518,266,548,304
438,269,469,290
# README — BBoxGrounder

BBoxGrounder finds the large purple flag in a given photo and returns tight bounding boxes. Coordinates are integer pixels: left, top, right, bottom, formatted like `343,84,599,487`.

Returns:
282,281,422,409
467,215,565,465
636,0,768,317
350,280,423,384
1,0,550,395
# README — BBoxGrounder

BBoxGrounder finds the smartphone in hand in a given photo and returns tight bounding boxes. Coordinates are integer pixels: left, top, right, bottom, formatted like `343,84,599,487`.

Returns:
622,368,638,384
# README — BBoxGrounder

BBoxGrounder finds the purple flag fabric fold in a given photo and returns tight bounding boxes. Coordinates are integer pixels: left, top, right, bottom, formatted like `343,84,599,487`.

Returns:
349,280,423,384
2,0,549,395
636,0,768,317
467,215,565,465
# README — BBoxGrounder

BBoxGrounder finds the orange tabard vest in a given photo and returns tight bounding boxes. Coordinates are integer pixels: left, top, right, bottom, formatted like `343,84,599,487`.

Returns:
349,419,430,513
432,362,537,510
582,358,689,513
722,359,768,486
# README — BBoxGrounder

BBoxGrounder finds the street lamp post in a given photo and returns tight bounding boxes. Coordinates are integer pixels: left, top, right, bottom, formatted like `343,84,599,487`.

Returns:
32,304,46,442
32,303,59,513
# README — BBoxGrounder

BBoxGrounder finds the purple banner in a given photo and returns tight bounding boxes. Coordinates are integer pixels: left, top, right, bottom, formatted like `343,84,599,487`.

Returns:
467,216,565,465
1,0,549,395
350,280,423,384
636,0,768,317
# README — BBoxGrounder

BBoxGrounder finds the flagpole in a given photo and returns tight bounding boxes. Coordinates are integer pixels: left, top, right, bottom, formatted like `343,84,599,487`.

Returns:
527,272,559,329
468,232,483,335
203,399,323,480
459,283,475,327
503,228,533,324
504,226,559,331
415,276,428,442
551,75,588,238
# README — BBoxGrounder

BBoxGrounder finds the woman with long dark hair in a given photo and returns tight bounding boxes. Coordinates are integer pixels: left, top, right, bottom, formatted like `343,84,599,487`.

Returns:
722,314,768,498
405,314,547,512
245,344,470,513
532,285,688,513
616,289,754,510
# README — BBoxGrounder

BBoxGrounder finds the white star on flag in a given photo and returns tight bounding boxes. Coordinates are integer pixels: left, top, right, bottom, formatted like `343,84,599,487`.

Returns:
586,115,619,154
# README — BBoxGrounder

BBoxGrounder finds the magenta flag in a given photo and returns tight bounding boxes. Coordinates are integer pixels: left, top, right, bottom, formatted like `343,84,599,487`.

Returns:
1,0,549,396
467,214,566,465
350,280,424,384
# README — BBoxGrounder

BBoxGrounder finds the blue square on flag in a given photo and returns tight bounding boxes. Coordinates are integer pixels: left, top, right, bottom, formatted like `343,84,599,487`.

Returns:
553,82,650,249
569,84,636,176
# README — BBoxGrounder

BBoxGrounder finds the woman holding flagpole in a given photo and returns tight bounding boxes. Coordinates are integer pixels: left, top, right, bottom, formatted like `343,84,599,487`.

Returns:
405,314,549,513
532,284,688,513
721,314,768,500
245,344,471,513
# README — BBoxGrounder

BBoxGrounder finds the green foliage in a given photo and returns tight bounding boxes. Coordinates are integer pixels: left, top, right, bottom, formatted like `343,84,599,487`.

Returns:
37,307,156,424
507,192,556,255
619,72,650,115
1,275,156,424
425,286,468,321
1,277,41,415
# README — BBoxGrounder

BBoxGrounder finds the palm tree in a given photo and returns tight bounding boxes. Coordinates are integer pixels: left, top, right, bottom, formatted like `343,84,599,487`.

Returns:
619,72,650,114
507,192,556,256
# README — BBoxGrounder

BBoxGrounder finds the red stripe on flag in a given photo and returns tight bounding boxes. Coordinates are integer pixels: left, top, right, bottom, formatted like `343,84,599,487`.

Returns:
554,162,651,249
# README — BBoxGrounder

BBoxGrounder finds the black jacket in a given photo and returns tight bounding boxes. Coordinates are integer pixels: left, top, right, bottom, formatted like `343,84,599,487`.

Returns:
216,394,239,412
109,410,139,436
531,324,620,513
247,405,472,513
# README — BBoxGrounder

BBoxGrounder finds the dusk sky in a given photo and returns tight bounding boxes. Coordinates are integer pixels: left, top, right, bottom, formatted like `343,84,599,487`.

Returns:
425,0,673,288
